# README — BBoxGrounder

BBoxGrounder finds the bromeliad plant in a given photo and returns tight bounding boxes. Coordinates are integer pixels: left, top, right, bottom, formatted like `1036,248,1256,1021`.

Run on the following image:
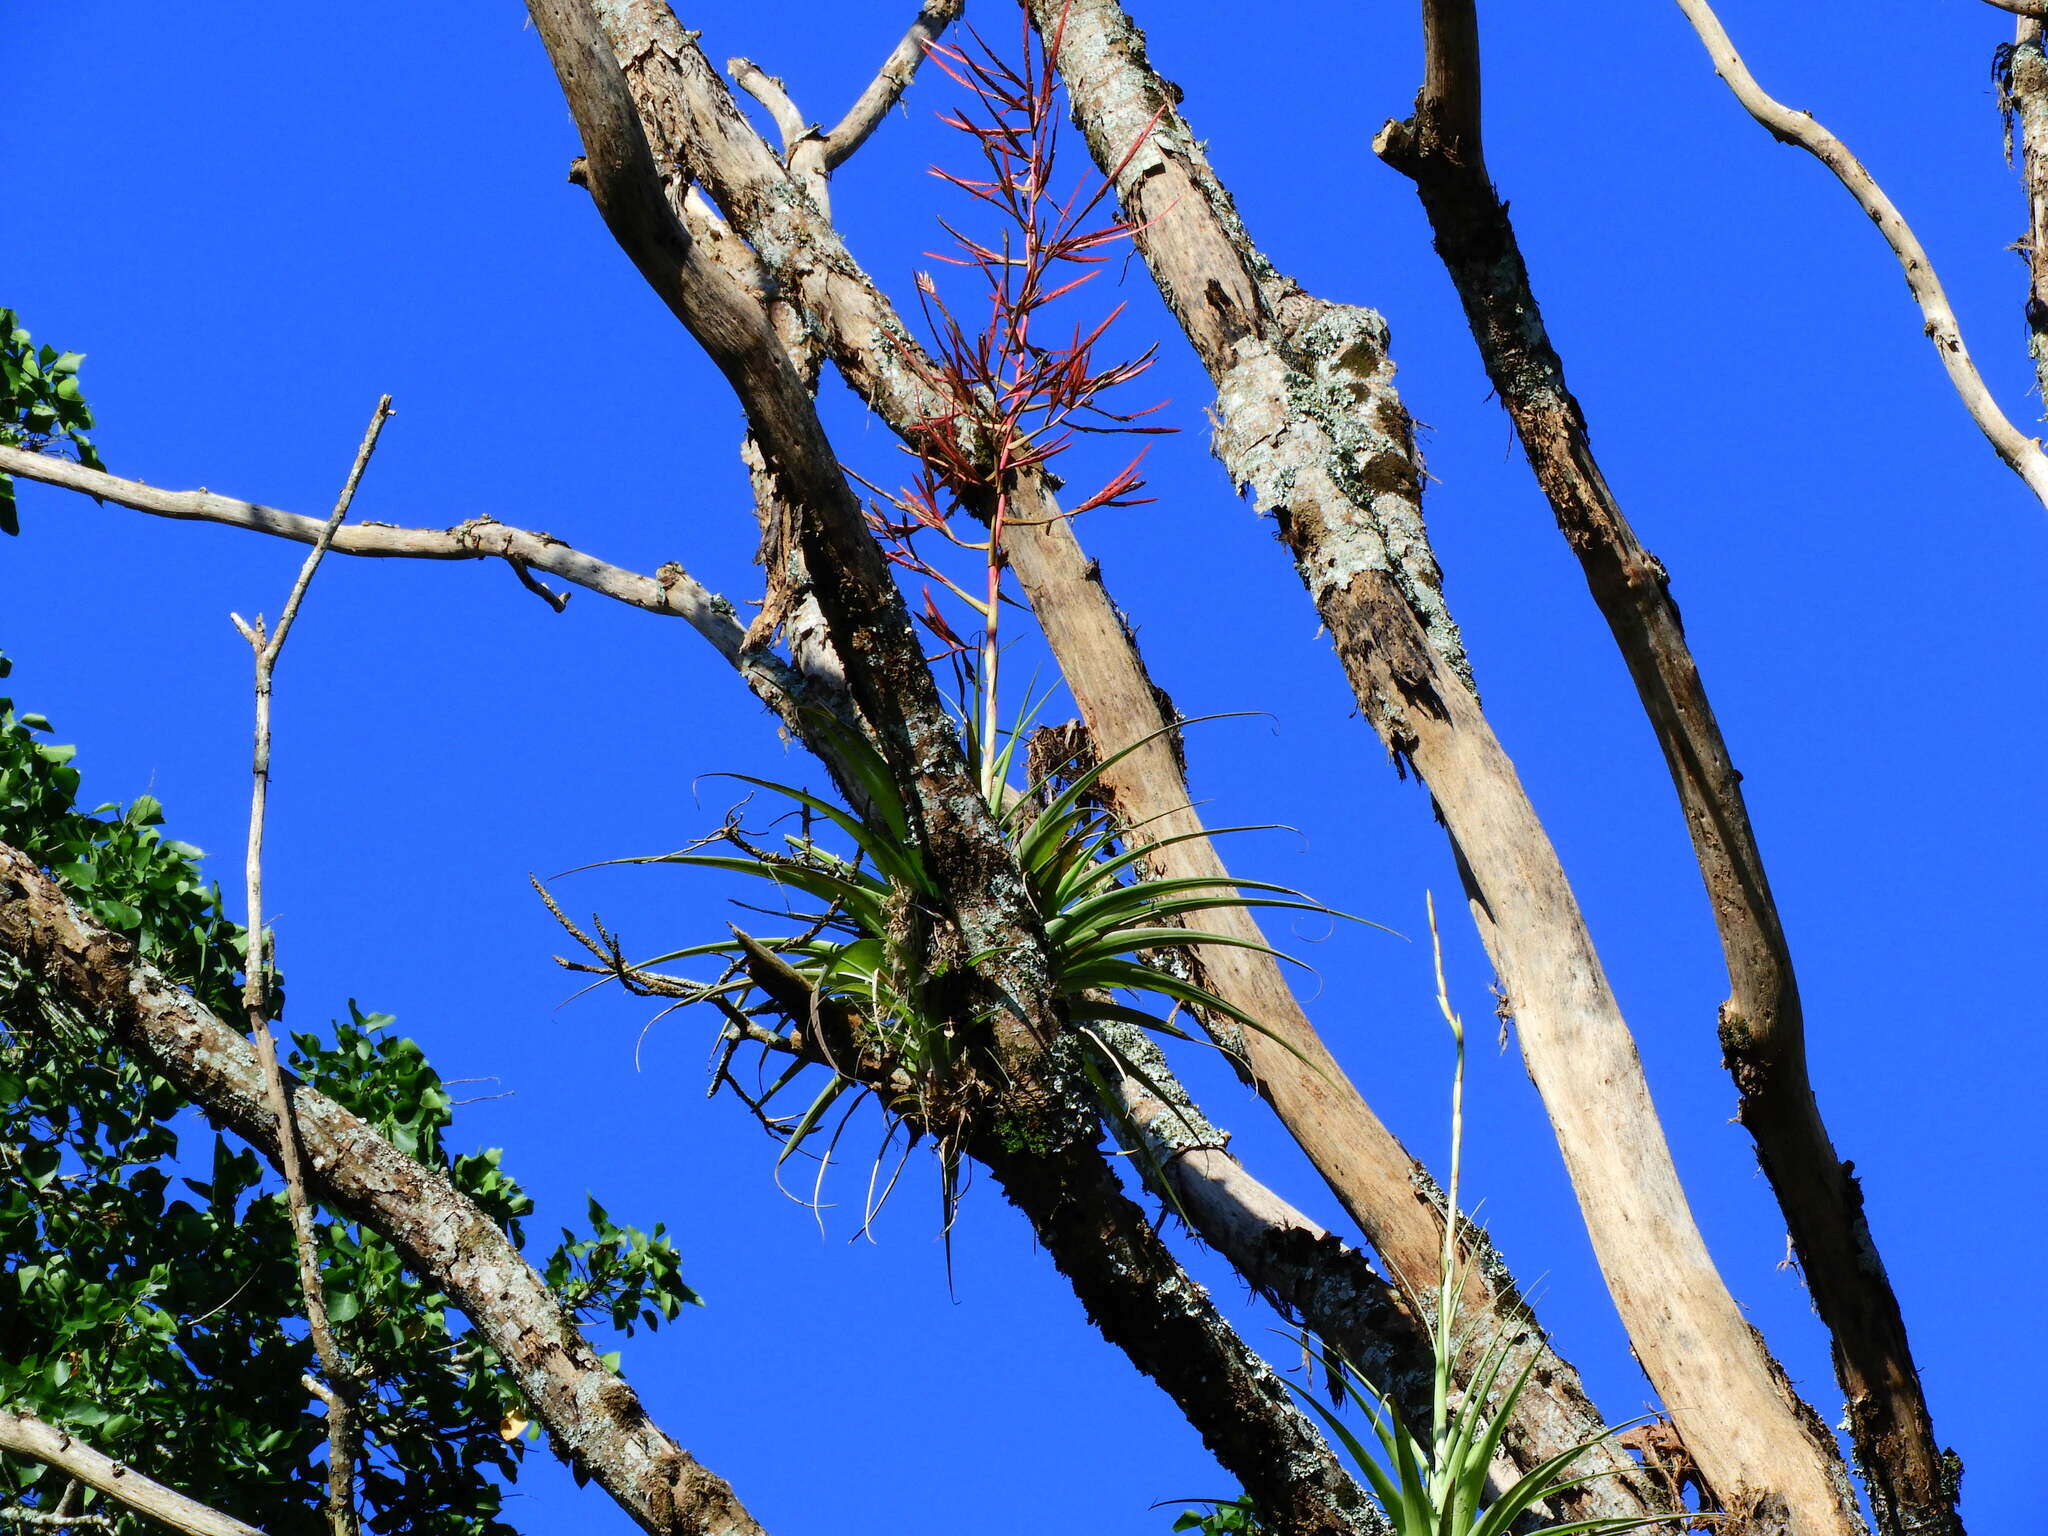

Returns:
1287,896,1694,1536
853,5,1168,802
552,707,1347,1225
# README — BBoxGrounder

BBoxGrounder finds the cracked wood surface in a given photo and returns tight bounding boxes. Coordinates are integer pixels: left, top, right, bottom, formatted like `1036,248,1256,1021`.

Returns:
563,9,1658,1514
1376,6,1954,1531
1024,1,1866,1529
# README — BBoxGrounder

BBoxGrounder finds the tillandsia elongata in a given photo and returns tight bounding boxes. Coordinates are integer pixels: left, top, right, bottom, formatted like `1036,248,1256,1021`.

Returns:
1282,895,1699,1536
546,703,1369,1229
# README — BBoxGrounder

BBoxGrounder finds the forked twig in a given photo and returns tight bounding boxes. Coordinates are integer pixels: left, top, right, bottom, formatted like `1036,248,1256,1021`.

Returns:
1675,0,2048,510
230,394,393,1536
731,0,966,216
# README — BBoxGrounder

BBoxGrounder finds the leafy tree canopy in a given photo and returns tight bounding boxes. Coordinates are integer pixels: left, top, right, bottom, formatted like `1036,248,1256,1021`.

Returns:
0,309,101,536
0,651,700,1534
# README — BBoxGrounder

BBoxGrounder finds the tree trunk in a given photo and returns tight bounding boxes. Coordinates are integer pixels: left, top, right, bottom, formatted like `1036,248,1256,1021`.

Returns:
1026,2,1867,1528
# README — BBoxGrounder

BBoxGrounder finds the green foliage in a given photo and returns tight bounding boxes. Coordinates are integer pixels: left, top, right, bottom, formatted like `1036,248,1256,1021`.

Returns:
573,708,1356,1219
0,309,103,536
1166,1498,1270,1536
0,659,698,1534
1285,907,1682,1536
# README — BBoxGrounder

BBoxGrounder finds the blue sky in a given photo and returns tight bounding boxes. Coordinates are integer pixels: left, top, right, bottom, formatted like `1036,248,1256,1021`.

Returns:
5,2,2043,1531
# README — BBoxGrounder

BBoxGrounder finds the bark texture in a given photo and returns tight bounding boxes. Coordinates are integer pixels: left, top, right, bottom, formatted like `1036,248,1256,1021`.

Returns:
564,11,1656,1512
1376,10,1955,1534
526,10,1382,1527
1026,2,1866,1529
2007,19,2048,409
973,1119,1391,1536
0,842,763,1536
0,1408,268,1536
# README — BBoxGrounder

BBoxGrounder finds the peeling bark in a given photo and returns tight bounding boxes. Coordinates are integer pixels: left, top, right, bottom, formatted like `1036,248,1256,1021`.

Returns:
1024,1,1866,1529
0,842,763,1536
2007,19,2048,408
523,11,1381,1523
563,11,1658,1513
1375,10,1953,1534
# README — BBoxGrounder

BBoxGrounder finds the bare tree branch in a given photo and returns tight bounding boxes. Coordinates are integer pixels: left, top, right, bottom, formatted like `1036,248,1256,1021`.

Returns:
0,442,845,731
0,1408,266,1536
0,841,767,1536
0,444,711,635
731,0,963,216
1024,2,1867,1530
1675,0,2048,510
819,0,965,168
1375,8,1955,1534
729,61,809,156
2001,17,2048,410
1983,0,2048,16
525,10,1382,1526
561,8,1664,1515
225,395,394,1536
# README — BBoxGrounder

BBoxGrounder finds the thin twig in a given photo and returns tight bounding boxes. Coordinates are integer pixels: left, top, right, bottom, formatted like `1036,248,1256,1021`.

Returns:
731,0,964,216
0,443,791,686
1675,0,2048,510
0,1508,115,1530
819,0,966,170
231,395,393,1536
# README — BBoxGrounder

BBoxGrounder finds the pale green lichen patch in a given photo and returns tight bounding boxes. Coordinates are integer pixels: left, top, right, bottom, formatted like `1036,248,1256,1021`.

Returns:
1283,306,1469,686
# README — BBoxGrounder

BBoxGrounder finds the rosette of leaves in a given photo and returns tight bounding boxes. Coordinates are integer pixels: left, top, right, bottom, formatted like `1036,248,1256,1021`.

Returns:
0,308,103,536
1283,902,1688,1536
573,713,1351,1217
0,658,697,1535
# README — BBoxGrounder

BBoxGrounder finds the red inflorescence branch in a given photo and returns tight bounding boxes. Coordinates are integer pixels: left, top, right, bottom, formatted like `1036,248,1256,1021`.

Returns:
853,4,1171,775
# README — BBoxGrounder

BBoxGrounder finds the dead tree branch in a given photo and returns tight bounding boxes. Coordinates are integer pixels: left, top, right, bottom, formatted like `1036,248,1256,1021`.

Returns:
0,1408,266,1536
2002,17,2048,407
0,442,852,757
1375,8,1954,1534
1025,1,1865,1529
0,445,724,642
0,841,766,1536
820,0,965,169
525,8,1380,1526
732,0,963,214
226,395,393,1536
1675,0,2048,510
559,6,1659,1514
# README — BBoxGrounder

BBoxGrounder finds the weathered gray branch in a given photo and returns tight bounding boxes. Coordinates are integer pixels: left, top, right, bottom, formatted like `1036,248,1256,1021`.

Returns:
528,9,1381,1527
557,6,1664,1515
819,0,964,168
731,0,962,215
1375,8,1953,1534
0,842,763,1536
0,443,755,656
1675,0,2048,510
0,440,867,760
0,1408,265,1536
2004,18,2048,410
1025,1,1865,1530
